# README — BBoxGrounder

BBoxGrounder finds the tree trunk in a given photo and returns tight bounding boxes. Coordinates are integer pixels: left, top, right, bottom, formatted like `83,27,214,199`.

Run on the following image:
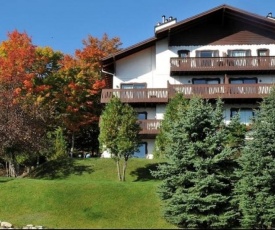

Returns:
122,159,128,182
8,160,16,177
5,161,8,177
70,132,75,158
116,159,122,181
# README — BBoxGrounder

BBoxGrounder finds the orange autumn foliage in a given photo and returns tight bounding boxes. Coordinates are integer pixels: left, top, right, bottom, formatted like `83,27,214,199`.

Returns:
0,30,36,92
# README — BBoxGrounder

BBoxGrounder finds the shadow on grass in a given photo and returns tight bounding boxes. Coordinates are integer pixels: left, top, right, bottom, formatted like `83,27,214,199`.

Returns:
0,178,13,183
130,162,167,182
29,158,94,180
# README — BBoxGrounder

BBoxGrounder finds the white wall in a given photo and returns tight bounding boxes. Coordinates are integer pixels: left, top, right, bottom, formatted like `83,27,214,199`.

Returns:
155,39,180,86
114,47,155,88
156,105,166,119
142,139,155,159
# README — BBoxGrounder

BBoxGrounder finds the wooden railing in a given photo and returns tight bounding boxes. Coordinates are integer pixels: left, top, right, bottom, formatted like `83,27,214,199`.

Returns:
101,84,274,103
171,56,275,72
101,88,169,103
139,119,161,134
170,83,273,99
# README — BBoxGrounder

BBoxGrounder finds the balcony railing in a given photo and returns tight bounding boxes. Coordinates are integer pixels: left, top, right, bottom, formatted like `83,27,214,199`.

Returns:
139,119,161,134
101,83,274,103
101,88,169,103
170,83,273,99
170,56,275,72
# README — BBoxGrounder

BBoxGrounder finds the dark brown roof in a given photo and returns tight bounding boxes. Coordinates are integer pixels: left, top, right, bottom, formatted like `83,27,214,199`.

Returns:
101,4,275,67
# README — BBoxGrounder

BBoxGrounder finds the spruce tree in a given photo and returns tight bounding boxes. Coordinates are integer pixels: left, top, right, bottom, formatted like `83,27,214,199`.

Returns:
234,89,275,228
152,97,238,228
154,93,188,158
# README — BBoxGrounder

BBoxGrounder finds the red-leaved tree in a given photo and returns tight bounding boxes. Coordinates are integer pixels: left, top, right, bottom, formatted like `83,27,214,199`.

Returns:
34,34,122,156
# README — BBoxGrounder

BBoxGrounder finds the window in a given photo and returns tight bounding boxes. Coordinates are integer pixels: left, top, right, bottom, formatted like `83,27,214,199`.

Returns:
137,112,147,120
227,50,251,66
133,142,147,158
228,50,251,57
193,78,220,84
196,50,219,57
178,50,190,58
257,49,270,67
229,78,257,84
257,49,269,56
195,50,219,67
231,108,254,124
192,78,221,94
121,83,146,89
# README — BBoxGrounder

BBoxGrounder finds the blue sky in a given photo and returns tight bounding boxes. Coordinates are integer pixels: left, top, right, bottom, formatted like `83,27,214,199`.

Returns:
1,0,275,55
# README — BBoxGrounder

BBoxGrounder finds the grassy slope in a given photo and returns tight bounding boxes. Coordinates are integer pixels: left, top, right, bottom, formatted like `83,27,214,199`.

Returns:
0,158,176,229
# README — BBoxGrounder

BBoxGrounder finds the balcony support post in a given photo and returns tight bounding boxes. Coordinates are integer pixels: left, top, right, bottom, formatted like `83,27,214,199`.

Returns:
224,74,229,95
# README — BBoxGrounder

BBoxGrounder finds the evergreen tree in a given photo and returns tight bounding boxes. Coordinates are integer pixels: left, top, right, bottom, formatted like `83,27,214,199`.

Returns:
225,113,247,158
99,97,141,181
152,97,238,228
154,93,188,158
234,89,275,229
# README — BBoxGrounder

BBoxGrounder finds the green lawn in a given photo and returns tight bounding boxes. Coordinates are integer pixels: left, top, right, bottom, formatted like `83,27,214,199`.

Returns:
0,158,176,229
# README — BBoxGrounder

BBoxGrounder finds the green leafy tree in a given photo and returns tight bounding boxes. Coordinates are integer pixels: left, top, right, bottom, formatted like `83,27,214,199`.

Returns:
152,97,238,228
154,93,188,158
234,88,275,229
99,97,141,181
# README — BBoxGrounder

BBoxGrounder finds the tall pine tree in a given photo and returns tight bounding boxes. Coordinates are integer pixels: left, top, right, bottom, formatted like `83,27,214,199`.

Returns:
234,88,275,229
152,97,238,228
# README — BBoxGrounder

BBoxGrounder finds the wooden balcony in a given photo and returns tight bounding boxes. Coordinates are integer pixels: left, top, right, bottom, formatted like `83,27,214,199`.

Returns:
139,119,161,135
170,56,275,72
170,83,273,99
101,88,169,103
101,83,274,103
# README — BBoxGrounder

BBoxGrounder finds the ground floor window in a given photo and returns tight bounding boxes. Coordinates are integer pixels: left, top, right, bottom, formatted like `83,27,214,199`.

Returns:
230,108,254,124
133,142,147,158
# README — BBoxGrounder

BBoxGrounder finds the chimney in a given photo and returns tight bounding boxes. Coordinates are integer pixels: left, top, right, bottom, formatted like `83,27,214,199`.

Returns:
155,15,177,33
266,12,275,20
162,15,166,23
